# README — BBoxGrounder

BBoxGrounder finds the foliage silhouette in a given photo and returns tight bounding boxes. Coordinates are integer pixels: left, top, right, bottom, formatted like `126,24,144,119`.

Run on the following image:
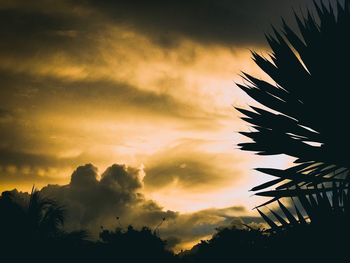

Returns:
179,225,267,262
1,187,66,243
183,214,350,261
98,225,177,262
234,1,350,261
237,0,350,211
0,188,89,261
0,189,178,262
257,180,350,231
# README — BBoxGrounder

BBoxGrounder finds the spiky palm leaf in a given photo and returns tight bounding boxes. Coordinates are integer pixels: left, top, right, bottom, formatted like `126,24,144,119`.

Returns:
0,187,66,241
238,0,350,206
26,187,66,238
258,182,350,232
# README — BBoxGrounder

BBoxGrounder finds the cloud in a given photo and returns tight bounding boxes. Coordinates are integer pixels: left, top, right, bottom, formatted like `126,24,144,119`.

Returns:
1,163,261,251
0,0,317,65
0,108,12,119
0,69,197,120
144,154,230,189
100,164,143,192
39,164,177,233
0,0,292,248
82,0,316,47
0,148,75,168
158,206,263,251
37,163,248,247
144,141,244,190
69,164,99,187
0,0,99,60
0,148,78,190
0,67,224,189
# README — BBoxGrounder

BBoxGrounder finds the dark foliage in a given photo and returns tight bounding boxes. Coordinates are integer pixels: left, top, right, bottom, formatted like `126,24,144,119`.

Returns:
238,0,350,210
1,175,349,262
98,225,177,261
180,226,267,262
0,189,178,262
233,0,350,260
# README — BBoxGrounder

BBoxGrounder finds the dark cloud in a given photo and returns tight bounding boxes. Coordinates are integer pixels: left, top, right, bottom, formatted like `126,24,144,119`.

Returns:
144,142,243,190
0,148,73,168
0,166,58,185
39,162,247,245
1,163,261,250
0,0,318,60
160,206,263,248
100,164,142,192
0,108,12,119
83,0,316,47
0,69,204,121
0,62,225,186
0,69,214,183
70,164,99,187
0,148,84,186
39,163,177,232
0,1,100,60
145,157,227,189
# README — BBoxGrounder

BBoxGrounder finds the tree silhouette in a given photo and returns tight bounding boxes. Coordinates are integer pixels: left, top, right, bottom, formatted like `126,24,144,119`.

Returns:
237,0,350,213
0,188,179,262
98,225,177,261
0,187,88,261
180,225,266,263
0,187,64,242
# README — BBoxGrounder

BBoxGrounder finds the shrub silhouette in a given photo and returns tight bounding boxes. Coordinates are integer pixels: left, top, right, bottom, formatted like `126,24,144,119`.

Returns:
98,225,178,262
179,225,267,262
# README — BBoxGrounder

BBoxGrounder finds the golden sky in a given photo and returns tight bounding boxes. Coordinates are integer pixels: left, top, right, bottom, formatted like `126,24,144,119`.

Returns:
0,0,314,251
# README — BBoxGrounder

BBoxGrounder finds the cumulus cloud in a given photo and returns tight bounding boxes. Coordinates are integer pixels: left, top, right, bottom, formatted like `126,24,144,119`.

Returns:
39,163,176,232
1,163,261,250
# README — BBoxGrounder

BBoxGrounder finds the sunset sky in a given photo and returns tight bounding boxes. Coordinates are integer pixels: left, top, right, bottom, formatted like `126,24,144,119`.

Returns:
0,0,316,251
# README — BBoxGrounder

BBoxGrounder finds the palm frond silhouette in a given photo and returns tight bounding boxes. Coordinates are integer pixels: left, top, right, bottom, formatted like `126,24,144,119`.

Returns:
26,187,66,238
0,187,73,244
257,181,350,230
238,0,350,217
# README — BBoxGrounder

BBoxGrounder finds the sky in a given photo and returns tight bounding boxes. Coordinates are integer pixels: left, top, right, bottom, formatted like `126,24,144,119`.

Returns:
0,0,316,251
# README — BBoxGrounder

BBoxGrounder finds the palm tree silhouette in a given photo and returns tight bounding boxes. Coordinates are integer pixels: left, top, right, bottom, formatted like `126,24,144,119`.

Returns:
237,0,350,219
0,187,88,246
26,187,65,239
0,187,89,261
